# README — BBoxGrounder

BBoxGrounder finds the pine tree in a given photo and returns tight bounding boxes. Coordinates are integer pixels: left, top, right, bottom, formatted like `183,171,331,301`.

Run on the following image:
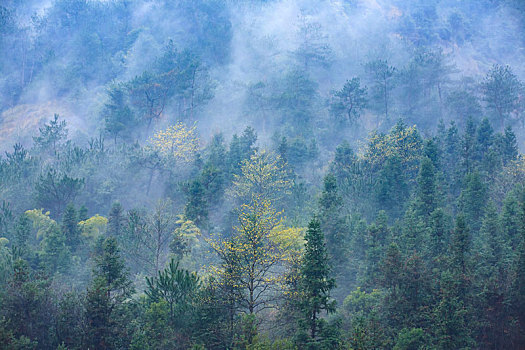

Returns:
475,118,494,164
85,237,133,350
297,218,336,346
318,173,348,269
61,203,79,250
443,121,461,197
375,155,409,218
509,191,525,346
474,202,508,349
13,214,31,255
433,270,474,350
501,190,521,250
461,117,477,174
500,126,518,165
450,214,470,279
380,243,402,291
428,208,449,266
415,157,438,218
40,223,71,274
364,211,390,287
78,205,89,222
107,202,125,238
448,213,472,325
184,179,208,227
458,171,487,233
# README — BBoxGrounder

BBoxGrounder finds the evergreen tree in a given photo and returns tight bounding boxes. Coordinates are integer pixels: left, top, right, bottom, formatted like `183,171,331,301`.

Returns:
500,126,518,165
380,242,403,291
450,214,470,278
501,190,521,250
145,258,200,333
13,214,31,255
318,173,348,269
474,202,508,349
415,157,438,218
375,155,409,218
461,117,477,174
1,259,56,349
475,117,494,164
103,84,136,143
85,237,133,350
449,213,472,312
297,218,336,347
364,211,390,288
428,208,449,266
39,223,71,274
443,121,461,196
61,203,79,250
78,205,89,222
433,270,474,350
107,202,125,238
184,179,208,227
32,114,68,155
509,191,525,346
481,64,522,130
458,171,487,233
329,78,368,124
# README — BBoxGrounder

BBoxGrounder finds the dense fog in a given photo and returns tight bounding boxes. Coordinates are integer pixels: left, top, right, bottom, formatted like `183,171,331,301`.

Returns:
1,1,525,349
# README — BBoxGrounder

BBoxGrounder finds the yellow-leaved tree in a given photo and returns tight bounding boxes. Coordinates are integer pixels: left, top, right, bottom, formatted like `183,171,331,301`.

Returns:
78,214,108,241
147,122,199,163
363,121,423,177
25,209,56,240
231,150,291,202
207,147,299,338
208,196,289,315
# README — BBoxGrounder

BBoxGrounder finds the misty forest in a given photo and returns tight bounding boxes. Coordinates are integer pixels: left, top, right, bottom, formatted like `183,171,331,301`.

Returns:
2,0,525,349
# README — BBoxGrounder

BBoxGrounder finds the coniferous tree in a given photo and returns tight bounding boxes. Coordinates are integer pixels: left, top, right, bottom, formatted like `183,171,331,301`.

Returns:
107,202,125,238
461,117,477,174
501,190,521,250
297,218,336,347
364,211,390,287
40,223,71,274
443,121,461,196
475,118,494,163
500,126,518,165
375,156,409,218
318,173,348,270
415,157,438,218
61,203,79,250
184,179,208,227
433,270,474,350
85,237,133,350
428,208,449,266
474,202,508,349
12,214,31,255
509,191,525,347
458,171,487,233
1,259,56,349
481,64,522,130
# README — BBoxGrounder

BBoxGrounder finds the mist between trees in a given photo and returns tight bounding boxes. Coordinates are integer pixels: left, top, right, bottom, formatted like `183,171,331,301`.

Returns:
1,0,525,349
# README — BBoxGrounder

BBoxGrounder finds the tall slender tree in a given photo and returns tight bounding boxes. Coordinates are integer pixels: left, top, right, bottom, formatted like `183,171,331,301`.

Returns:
297,218,336,346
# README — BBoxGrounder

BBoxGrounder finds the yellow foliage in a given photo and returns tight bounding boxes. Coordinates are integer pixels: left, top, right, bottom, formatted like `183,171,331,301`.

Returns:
147,122,199,162
175,214,201,241
207,196,296,311
78,214,108,240
269,226,305,263
0,237,8,247
362,123,423,174
25,209,56,239
232,150,291,200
